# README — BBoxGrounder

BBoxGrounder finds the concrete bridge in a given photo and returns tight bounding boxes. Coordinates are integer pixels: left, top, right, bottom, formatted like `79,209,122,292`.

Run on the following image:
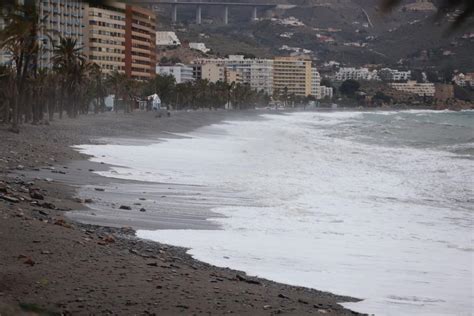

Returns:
134,1,278,25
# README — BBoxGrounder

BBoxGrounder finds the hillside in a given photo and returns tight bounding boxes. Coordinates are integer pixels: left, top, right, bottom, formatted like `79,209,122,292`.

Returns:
153,0,474,70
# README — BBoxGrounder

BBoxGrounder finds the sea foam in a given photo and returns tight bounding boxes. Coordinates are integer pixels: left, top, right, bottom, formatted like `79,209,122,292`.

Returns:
77,111,473,315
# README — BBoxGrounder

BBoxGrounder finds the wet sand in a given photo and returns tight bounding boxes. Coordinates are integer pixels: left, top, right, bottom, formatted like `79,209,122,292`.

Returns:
0,110,362,315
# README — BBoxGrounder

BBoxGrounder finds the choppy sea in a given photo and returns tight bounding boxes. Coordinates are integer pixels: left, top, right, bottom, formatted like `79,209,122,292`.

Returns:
77,110,474,315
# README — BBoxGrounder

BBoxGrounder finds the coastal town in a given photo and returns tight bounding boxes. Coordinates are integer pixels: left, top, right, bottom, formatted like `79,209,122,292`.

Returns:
0,1,473,315
1,0,472,119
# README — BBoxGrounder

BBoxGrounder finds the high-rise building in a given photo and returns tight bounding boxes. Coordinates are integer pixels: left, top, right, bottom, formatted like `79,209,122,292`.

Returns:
193,55,273,95
38,0,86,69
84,2,156,80
273,57,312,97
156,63,194,83
250,59,273,95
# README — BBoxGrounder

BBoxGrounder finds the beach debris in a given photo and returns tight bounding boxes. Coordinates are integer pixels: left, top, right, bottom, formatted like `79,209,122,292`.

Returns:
236,274,261,285
278,293,290,299
0,183,8,193
54,219,72,229
176,304,189,309
34,209,49,216
18,255,36,266
0,194,20,203
119,205,132,210
29,189,44,200
16,165,25,170
139,208,146,212
263,305,272,310
147,262,158,267
317,309,329,314
84,198,93,204
38,202,56,210
94,188,105,192
102,235,115,244
298,299,309,304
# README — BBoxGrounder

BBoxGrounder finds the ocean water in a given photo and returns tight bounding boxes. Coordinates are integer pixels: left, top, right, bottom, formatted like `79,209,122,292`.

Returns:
77,110,474,315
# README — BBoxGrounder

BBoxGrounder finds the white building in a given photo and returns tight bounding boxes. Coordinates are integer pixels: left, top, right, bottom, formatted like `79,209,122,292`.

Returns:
335,67,378,82
311,68,321,98
390,81,435,97
311,68,333,100
189,42,210,54
38,0,86,69
156,63,194,83
453,73,474,87
249,59,273,95
377,68,411,82
194,55,274,95
156,31,181,47
318,86,334,99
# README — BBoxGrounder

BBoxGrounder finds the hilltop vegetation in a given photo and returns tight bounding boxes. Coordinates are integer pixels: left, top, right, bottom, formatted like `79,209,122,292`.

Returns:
157,0,473,70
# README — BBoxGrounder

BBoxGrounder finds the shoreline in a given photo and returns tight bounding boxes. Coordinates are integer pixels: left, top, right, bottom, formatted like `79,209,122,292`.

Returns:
0,110,363,315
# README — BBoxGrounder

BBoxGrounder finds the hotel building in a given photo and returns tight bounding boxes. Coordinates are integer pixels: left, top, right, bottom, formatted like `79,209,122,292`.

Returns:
38,0,86,69
84,2,156,80
390,81,435,97
193,55,273,95
273,57,312,97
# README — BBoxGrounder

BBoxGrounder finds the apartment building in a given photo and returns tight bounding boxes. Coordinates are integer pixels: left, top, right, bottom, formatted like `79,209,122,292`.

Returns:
249,59,273,95
194,55,274,94
192,63,224,83
273,57,312,97
318,86,334,99
453,72,474,87
378,68,411,82
311,68,321,98
335,67,377,82
84,2,156,80
38,0,86,69
156,63,194,83
156,31,180,46
390,81,435,97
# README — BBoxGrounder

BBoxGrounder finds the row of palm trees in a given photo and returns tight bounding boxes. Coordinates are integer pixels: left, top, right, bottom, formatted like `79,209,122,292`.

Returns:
0,3,271,132
0,3,106,131
142,75,270,111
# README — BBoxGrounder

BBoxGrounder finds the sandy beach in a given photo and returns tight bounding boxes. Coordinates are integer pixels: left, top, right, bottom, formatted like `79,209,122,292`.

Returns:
0,110,361,315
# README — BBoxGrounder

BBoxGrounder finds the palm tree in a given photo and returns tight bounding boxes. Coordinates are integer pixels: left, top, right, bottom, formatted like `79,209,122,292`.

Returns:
52,36,85,118
0,3,41,132
106,70,128,113
89,63,106,114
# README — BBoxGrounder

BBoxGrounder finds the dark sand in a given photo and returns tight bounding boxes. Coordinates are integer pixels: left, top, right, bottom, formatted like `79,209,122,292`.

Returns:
0,110,362,315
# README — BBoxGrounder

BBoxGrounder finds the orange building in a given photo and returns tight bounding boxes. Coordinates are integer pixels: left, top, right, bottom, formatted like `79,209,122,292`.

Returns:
85,2,156,80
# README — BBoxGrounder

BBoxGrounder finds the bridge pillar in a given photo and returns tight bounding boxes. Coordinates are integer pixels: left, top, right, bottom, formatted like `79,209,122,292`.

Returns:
196,5,202,25
252,6,258,21
172,4,177,24
223,5,229,24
